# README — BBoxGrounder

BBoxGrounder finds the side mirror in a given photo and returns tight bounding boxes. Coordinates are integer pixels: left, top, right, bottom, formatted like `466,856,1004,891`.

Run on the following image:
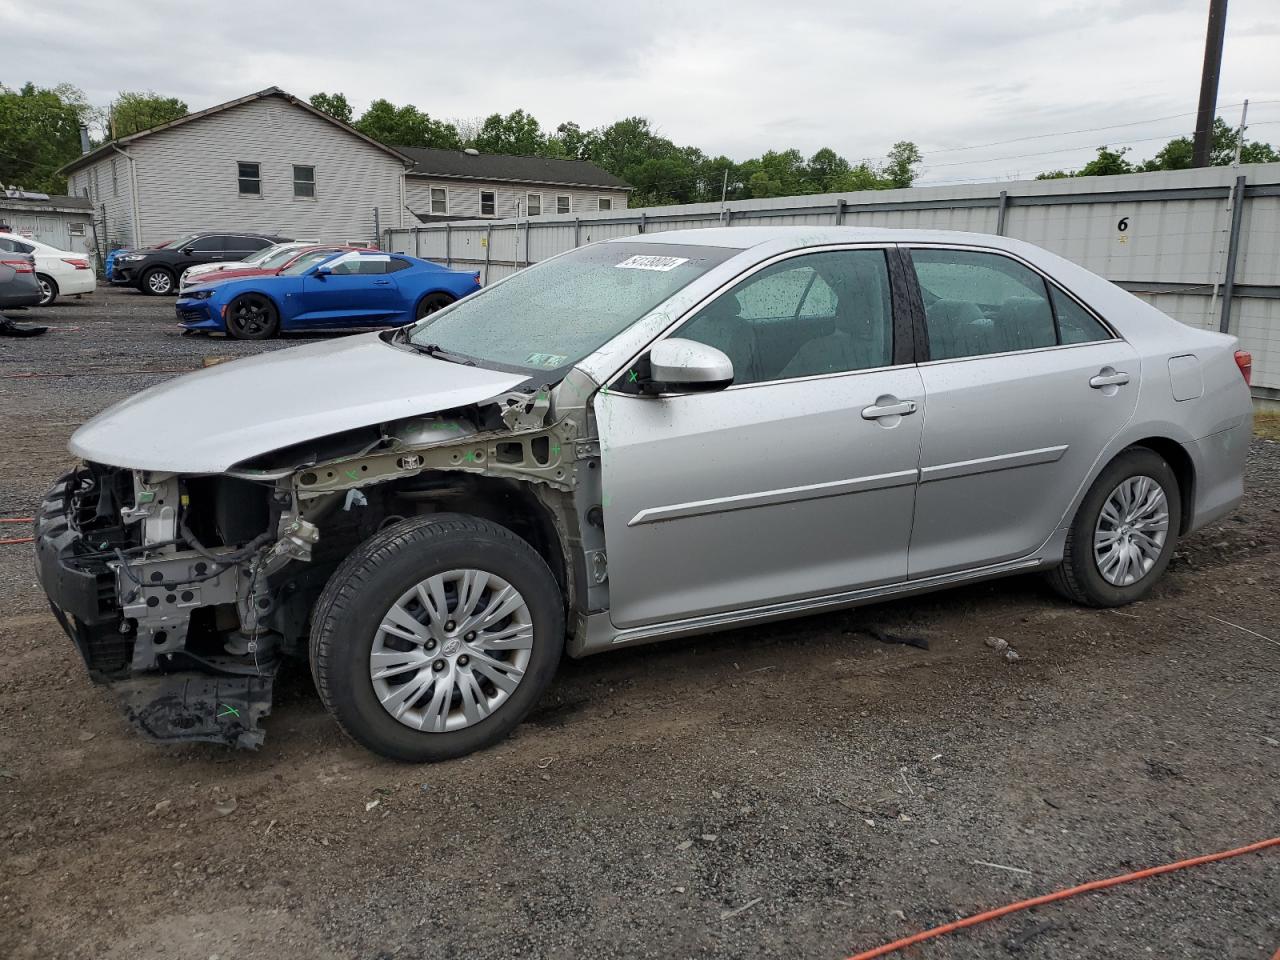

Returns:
314,264,333,277
643,338,733,393
181,247,195,256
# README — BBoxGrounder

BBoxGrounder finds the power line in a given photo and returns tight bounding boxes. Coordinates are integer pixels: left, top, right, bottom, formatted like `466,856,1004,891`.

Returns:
921,99,1280,157
919,114,1280,172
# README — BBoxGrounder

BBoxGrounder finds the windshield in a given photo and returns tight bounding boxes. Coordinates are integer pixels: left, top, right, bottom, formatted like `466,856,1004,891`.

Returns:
159,233,200,250
408,242,737,374
281,249,343,276
247,244,294,267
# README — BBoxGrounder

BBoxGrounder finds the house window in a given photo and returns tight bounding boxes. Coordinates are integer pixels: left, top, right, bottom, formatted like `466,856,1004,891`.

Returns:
557,195,571,215
526,193,541,216
293,165,315,198
112,159,119,197
68,222,86,236
238,162,261,195
480,190,495,216
598,196,612,211
430,187,447,215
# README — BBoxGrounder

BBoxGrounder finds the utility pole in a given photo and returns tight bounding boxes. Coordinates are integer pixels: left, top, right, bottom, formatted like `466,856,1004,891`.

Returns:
1231,99,1249,166
719,168,729,224
1192,0,1229,168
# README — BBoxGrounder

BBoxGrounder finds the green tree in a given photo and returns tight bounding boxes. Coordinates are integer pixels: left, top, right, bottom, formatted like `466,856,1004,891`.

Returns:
107,91,188,138
471,109,546,155
1141,117,1280,170
355,99,460,149
804,147,852,192
309,91,353,125
1078,145,1134,177
882,141,922,188
0,81,93,194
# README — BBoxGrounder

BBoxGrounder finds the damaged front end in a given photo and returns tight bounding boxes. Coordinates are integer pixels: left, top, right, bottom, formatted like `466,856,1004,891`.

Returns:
35,370,606,750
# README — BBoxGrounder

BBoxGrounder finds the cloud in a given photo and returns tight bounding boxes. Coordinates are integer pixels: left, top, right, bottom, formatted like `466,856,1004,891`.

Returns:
2,0,1277,182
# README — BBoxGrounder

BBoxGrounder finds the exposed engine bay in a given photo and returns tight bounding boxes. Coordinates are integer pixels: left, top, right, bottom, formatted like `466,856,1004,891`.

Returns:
34,369,608,748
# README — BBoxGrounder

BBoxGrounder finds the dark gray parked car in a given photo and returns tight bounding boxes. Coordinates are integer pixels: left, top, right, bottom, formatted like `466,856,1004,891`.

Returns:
0,250,42,310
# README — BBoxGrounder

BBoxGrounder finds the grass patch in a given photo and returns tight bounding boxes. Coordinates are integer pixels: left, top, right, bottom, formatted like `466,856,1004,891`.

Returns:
1254,413,1280,441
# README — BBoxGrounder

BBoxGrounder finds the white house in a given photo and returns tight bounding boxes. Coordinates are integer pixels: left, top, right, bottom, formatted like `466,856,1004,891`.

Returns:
60,87,411,250
59,87,634,253
398,147,631,222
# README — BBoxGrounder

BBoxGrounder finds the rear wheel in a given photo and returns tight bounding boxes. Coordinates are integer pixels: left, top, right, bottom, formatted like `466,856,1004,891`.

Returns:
1048,448,1181,607
141,267,175,296
225,293,279,340
36,274,58,306
310,514,564,762
416,292,455,320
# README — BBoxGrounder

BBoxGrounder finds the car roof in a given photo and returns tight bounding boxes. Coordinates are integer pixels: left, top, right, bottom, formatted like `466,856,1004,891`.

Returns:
620,225,1027,253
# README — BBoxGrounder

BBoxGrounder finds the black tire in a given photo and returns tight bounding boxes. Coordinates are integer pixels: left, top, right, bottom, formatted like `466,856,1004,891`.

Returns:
36,274,58,306
1048,447,1182,607
225,293,280,340
310,514,565,762
141,266,175,296
415,292,455,320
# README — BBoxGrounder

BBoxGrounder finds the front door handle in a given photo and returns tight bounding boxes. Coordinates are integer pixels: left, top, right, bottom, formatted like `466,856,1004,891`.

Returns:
861,399,917,420
1089,371,1131,388
373,279,392,286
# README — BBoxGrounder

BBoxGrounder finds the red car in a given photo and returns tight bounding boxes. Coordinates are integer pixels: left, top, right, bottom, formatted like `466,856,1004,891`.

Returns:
178,245,366,293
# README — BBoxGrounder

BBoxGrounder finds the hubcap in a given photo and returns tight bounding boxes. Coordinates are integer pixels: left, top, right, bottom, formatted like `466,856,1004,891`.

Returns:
1093,475,1169,586
229,298,270,336
38,279,52,303
148,272,171,293
369,568,534,732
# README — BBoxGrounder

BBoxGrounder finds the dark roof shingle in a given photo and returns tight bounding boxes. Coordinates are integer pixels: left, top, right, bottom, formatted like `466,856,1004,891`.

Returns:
397,146,631,190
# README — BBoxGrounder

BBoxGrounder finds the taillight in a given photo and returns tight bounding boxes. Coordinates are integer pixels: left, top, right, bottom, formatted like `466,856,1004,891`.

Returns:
1234,350,1252,386
62,258,91,270
0,258,34,274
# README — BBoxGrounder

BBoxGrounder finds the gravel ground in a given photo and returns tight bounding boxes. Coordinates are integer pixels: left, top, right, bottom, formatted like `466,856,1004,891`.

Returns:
1,288,1277,960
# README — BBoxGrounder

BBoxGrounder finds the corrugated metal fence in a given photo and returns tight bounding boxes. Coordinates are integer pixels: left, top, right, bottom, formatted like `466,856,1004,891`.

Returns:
385,163,1280,396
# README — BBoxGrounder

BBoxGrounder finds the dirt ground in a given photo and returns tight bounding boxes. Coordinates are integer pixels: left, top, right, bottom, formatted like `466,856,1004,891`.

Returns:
1,288,1277,960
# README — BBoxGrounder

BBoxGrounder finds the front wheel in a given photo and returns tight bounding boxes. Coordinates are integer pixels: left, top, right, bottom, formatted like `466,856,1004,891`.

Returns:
36,274,58,306
1048,448,1181,607
225,293,279,340
310,514,564,762
416,292,455,320
141,266,175,295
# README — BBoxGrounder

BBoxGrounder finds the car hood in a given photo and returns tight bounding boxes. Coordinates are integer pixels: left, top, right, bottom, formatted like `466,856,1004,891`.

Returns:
70,333,530,473
188,267,272,287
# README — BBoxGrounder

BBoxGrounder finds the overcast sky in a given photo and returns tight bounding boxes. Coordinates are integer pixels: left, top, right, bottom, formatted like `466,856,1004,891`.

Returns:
3,0,1278,183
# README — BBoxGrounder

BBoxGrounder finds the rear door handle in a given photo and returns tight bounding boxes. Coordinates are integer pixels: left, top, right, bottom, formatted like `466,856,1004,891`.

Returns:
861,399,917,420
1089,371,1130,388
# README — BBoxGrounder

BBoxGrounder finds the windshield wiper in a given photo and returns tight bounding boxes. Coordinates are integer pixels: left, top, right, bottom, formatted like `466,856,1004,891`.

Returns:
413,342,476,366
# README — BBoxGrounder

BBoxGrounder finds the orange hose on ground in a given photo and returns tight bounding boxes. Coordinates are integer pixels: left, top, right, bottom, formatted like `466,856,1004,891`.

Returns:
0,537,34,545
844,837,1280,960
0,517,33,523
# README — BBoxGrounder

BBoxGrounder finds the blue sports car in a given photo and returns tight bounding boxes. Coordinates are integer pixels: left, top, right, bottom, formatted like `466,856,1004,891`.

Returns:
176,250,481,339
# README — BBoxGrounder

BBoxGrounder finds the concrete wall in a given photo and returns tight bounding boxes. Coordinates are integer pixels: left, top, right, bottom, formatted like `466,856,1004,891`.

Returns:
385,163,1280,395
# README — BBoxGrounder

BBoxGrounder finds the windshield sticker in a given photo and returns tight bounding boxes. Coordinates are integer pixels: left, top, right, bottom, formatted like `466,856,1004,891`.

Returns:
525,352,569,368
615,255,690,272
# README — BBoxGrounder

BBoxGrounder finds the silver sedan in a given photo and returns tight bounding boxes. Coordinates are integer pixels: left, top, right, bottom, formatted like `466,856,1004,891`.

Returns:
43,227,1254,760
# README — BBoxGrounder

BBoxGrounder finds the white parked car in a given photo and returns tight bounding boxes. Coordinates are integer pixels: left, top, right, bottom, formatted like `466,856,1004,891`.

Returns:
179,240,318,293
0,232,96,305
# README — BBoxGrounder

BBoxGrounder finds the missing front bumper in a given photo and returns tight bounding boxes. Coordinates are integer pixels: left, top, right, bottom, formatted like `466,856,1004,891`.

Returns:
113,667,277,750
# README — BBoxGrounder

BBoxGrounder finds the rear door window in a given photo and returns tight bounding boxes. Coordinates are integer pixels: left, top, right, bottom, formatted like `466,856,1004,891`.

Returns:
911,249,1057,360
